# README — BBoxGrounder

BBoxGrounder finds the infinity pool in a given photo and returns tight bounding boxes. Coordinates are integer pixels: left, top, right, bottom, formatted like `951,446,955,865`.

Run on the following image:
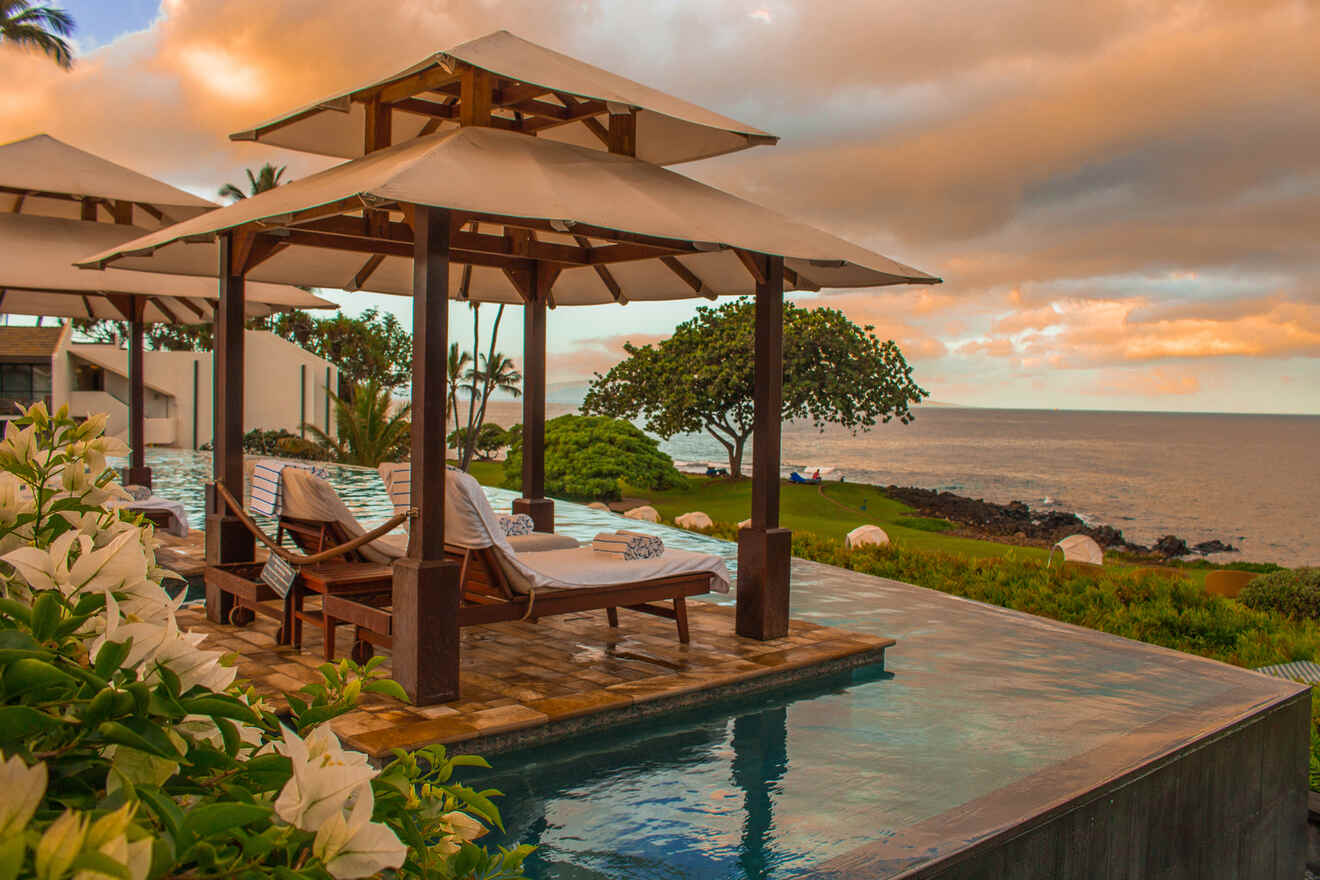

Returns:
132,449,1285,878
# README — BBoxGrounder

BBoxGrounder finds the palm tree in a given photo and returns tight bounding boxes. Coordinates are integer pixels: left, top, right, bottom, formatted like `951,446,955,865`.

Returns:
304,379,411,468
218,163,288,202
460,350,521,469
0,1,74,69
447,342,472,440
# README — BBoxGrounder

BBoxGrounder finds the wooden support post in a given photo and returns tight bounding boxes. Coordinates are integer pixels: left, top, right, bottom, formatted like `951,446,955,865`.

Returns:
125,303,150,488
459,67,493,127
205,232,255,623
393,205,462,705
106,294,151,489
513,261,553,532
608,109,637,157
737,254,791,641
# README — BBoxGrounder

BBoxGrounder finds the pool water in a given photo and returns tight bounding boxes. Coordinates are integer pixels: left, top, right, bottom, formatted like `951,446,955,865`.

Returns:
131,449,1252,879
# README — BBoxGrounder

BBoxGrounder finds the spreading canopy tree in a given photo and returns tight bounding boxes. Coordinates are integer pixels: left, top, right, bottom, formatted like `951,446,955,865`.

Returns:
583,298,927,477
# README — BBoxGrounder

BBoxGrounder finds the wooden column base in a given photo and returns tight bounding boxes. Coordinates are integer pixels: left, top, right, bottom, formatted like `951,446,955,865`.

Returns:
391,557,462,705
513,497,555,533
121,466,152,489
204,513,255,623
736,526,792,640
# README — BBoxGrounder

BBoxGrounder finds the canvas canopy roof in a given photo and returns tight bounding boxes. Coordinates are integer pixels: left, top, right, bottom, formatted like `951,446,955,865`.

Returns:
0,214,336,323
230,30,777,166
79,125,939,305
0,134,214,226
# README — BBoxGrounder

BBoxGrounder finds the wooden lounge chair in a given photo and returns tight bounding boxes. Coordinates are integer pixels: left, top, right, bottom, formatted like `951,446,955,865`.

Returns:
323,467,732,661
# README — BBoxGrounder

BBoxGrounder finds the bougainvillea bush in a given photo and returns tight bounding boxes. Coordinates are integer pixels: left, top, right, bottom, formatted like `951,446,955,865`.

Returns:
0,403,531,880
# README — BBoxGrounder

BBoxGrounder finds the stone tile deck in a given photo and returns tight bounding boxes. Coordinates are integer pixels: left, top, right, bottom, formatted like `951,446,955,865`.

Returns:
176,600,892,759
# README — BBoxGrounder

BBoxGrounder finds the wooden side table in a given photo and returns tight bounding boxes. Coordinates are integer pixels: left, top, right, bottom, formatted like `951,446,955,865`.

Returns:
289,562,393,660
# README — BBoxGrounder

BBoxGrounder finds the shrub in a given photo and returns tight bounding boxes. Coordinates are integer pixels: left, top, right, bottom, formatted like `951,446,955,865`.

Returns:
449,423,511,462
1239,568,1320,621
503,415,687,501
0,403,532,880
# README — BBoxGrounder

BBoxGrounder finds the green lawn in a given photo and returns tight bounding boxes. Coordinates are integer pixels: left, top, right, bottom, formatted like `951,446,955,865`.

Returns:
466,460,1048,563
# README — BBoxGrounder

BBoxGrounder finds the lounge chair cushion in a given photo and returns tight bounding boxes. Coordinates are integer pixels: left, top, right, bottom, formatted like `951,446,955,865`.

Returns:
439,468,731,594
280,469,405,564
509,546,731,594
507,532,581,552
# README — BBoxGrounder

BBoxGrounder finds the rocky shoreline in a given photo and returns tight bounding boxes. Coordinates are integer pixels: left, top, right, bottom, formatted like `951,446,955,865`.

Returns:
883,485,1238,559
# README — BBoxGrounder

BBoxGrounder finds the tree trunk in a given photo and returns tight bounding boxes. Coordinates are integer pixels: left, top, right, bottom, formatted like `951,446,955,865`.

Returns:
730,440,745,478
461,304,505,470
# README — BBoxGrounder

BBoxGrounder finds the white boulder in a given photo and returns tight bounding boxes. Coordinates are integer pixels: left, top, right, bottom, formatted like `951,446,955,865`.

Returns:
623,505,661,523
675,511,714,530
737,518,752,529
846,525,890,549
587,502,610,511
1051,534,1104,566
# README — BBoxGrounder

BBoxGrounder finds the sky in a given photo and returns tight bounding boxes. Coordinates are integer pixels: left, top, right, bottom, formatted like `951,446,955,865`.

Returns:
2,0,1317,413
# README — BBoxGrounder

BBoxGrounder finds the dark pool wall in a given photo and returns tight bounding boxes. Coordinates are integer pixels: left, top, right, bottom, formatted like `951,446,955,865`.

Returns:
807,688,1309,880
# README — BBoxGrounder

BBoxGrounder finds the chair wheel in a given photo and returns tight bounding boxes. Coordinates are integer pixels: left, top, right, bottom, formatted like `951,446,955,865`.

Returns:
351,640,374,664
228,606,255,627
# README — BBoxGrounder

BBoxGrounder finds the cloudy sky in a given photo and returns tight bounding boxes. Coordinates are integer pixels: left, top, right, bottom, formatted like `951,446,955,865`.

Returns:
3,0,1317,413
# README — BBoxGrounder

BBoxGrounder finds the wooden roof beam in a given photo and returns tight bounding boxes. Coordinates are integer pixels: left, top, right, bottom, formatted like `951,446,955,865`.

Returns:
734,248,768,285
356,65,462,106
783,266,820,291
575,235,627,303
149,296,182,324
661,256,716,300
347,254,386,292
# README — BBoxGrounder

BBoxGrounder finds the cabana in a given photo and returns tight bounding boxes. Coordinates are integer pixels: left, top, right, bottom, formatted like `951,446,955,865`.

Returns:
78,31,940,704
0,134,336,487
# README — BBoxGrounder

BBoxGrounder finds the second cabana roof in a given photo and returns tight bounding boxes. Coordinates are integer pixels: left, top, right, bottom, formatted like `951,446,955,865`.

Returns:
78,125,939,306
230,29,777,166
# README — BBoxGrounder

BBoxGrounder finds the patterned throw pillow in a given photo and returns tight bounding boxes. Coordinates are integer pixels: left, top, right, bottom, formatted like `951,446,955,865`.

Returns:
496,513,535,536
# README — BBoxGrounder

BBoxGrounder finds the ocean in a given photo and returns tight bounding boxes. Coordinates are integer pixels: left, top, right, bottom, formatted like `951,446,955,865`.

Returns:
475,402,1320,568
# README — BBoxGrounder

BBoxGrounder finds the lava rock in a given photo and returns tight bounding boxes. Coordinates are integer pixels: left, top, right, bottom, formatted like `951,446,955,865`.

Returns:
1153,535,1190,557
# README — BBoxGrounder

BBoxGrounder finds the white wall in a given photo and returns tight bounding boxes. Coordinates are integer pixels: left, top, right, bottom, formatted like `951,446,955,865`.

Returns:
59,331,336,449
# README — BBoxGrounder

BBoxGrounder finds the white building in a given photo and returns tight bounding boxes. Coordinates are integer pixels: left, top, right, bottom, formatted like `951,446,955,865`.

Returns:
0,323,336,448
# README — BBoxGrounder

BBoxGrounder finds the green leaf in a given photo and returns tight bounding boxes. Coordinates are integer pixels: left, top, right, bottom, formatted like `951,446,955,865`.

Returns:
3,657,76,695
449,754,491,769
0,598,32,627
29,591,62,642
69,851,131,880
180,803,271,841
0,706,64,748
360,678,409,702
179,694,259,723
97,720,182,759
0,834,24,880
234,754,291,792
136,786,184,840
93,640,132,678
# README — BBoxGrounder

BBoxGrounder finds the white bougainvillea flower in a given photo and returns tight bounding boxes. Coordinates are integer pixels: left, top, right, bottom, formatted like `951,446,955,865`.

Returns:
0,751,46,838
433,810,488,856
0,420,38,466
75,802,148,880
273,725,377,831
94,595,236,693
35,809,88,880
312,782,407,879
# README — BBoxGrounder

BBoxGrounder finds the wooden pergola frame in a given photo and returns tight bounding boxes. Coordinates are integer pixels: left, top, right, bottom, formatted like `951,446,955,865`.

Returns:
205,64,794,705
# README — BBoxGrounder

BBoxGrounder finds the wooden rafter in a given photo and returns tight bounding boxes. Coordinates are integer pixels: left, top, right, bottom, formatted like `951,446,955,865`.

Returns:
522,97,608,133
276,228,534,272
357,65,462,106
174,297,207,319
149,296,182,324
783,266,820,292
347,254,386,292
11,193,24,213
734,248,767,284
575,234,627,303
661,256,715,300
81,294,95,317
